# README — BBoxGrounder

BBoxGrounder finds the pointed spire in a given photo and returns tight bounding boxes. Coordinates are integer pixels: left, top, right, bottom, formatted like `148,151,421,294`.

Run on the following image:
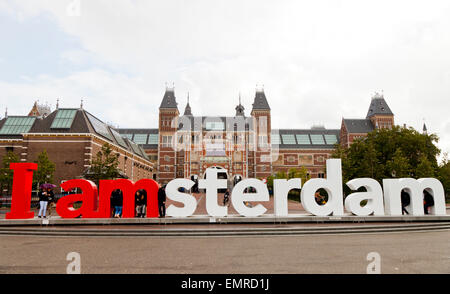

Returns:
80,99,84,109
56,99,60,110
183,92,192,116
423,119,428,135
235,92,245,116
5,107,8,119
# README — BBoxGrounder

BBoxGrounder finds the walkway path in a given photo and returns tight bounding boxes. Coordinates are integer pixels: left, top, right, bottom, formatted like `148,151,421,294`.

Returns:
0,230,448,273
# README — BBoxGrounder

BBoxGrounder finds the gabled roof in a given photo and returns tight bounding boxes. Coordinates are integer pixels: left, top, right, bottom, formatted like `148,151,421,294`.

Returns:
159,88,178,110
29,102,51,118
116,128,159,150
124,138,150,160
0,108,151,162
0,118,6,135
343,118,374,133
29,109,89,134
366,93,393,118
252,90,270,111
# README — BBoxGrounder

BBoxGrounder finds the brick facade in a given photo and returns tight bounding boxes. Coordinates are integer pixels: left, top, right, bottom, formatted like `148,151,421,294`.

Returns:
116,89,395,183
0,107,154,195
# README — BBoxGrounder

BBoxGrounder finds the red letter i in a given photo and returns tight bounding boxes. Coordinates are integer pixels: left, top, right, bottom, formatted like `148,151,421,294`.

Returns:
6,163,38,220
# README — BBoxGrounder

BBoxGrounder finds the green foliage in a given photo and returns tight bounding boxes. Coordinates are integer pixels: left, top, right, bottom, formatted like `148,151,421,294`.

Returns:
85,143,121,185
332,126,441,195
416,154,435,178
438,154,450,202
385,149,410,178
33,150,56,187
266,175,274,191
267,167,310,202
0,151,19,195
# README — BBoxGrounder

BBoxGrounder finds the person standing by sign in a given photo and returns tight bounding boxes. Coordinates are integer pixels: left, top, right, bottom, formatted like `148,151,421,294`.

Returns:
110,190,117,217
135,190,147,218
111,189,123,218
141,189,147,218
37,188,49,218
223,189,230,207
315,192,326,205
423,190,434,215
46,188,55,217
135,190,141,217
401,190,410,215
158,184,167,218
116,189,123,218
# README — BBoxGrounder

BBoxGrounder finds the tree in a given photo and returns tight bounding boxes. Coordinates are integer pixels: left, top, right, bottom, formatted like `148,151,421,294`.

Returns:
85,143,122,185
385,149,410,178
287,166,310,182
33,150,56,188
0,151,19,195
438,154,450,202
267,167,310,201
415,154,435,178
332,126,441,195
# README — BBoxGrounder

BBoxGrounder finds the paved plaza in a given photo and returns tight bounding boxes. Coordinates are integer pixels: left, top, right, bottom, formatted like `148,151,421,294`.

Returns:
0,229,448,274
1,192,449,274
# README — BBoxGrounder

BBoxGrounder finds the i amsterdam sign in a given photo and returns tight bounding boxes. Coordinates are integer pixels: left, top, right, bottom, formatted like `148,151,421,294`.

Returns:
5,159,447,220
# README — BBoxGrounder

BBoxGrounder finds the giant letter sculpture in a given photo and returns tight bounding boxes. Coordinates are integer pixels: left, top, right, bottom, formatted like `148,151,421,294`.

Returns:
300,159,344,216
273,179,302,217
345,178,384,216
383,178,446,216
166,178,197,217
198,168,228,217
232,178,270,217
57,179,99,218
99,179,159,218
6,163,37,220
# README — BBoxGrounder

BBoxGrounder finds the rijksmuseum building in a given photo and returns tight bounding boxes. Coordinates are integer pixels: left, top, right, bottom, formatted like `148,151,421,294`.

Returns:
0,86,394,187
117,87,395,184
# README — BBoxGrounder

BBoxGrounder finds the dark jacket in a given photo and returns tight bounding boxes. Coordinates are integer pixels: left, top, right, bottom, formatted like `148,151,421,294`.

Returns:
223,191,230,205
136,190,147,206
401,191,410,206
158,187,166,204
111,189,123,207
424,190,434,206
38,191,48,202
47,190,55,203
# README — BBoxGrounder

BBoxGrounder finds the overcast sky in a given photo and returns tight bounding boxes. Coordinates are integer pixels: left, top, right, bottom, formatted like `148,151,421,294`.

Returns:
1,0,450,159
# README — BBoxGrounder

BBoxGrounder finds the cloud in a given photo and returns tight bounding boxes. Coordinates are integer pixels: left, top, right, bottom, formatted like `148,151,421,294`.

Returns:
1,0,450,156
0,69,163,128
